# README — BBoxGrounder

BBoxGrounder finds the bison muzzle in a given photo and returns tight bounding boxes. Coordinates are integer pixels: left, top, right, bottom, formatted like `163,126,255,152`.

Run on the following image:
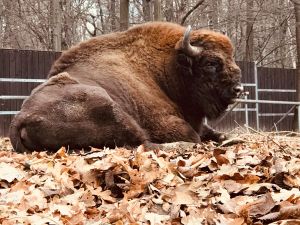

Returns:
9,22,242,152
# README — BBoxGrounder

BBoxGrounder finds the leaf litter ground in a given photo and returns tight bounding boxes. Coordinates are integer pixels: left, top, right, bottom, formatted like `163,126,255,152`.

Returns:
0,132,300,225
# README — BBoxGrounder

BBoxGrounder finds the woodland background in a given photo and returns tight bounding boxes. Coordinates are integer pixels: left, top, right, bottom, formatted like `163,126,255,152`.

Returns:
0,0,298,69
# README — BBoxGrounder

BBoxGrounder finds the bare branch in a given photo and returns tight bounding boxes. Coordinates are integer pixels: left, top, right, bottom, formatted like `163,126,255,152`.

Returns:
291,0,300,5
180,0,205,26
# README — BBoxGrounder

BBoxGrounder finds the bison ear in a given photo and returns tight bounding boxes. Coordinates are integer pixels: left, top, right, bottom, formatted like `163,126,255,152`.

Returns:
175,25,203,57
31,72,79,96
47,72,79,86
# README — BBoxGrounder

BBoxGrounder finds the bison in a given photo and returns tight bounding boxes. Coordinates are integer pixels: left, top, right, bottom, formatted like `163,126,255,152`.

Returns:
9,22,242,152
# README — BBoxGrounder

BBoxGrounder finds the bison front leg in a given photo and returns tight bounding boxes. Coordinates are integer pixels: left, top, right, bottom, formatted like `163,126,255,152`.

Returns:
142,115,200,151
109,104,150,147
200,124,226,143
150,115,201,144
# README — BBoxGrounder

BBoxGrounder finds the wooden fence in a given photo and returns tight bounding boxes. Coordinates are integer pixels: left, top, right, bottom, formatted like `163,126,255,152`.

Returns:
0,49,60,136
0,49,298,136
214,62,297,132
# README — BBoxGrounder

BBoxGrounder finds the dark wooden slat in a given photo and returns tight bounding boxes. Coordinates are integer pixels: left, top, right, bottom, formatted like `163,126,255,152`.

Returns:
3,50,10,134
5,50,15,136
26,50,34,113
32,50,40,79
37,51,45,79
1,83,41,96
45,52,55,76
44,52,50,76
0,49,4,136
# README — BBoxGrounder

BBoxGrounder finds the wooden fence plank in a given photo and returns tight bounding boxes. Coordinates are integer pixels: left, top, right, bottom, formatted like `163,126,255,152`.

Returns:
38,51,45,79
0,49,4,136
8,50,16,136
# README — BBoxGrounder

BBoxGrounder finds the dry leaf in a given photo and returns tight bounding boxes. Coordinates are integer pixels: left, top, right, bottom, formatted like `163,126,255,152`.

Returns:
238,193,275,217
0,162,25,182
144,212,170,225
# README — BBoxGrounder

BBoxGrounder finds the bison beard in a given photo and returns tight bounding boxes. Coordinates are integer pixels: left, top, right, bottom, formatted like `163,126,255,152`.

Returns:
9,22,242,152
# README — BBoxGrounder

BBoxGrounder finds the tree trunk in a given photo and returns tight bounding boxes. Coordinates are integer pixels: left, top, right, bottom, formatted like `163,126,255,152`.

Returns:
99,5,106,34
226,0,233,38
61,0,72,50
154,0,161,21
279,20,288,68
120,0,129,31
0,2,3,47
110,0,116,31
207,0,219,30
243,0,254,61
2,0,19,48
165,0,174,22
278,0,288,68
292,0,300,131
50,0,62,51
143,0,152,21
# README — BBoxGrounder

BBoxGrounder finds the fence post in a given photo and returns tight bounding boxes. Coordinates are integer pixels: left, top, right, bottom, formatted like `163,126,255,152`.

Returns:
244,94,249,130
254,61,259,130
298,105,300,131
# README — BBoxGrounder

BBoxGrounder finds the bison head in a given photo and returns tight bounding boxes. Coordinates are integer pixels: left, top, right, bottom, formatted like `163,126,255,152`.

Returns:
176,26,242,119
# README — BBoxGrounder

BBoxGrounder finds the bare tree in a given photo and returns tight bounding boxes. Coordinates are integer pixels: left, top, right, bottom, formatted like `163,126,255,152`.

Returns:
143,0,152,21
0,0,298,71
61,0,73,50
154,0,162,21
120,0,129,30
207,0,219,30
50,0,62,51
2,0,20,48
165,0,174,21
110,0,117,31
181,0,205,25
243,0,254,61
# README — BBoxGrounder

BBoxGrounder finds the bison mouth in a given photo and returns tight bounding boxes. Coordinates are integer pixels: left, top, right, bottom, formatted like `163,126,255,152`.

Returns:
217,82,243,101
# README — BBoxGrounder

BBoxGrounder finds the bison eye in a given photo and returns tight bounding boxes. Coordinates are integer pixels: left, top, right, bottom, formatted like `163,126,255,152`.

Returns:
204,65,217,74
204,61,221,68
203,61,221,73
206,61,219,67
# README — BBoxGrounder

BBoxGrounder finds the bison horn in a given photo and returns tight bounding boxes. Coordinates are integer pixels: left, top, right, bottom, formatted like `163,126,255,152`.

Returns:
182,25,202,57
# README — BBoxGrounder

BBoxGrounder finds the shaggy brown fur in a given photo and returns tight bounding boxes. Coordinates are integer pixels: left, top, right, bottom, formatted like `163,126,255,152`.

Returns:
10,22,242,152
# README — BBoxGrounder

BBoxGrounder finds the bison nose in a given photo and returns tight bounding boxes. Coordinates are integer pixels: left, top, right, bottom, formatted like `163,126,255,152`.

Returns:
232,85,243,96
